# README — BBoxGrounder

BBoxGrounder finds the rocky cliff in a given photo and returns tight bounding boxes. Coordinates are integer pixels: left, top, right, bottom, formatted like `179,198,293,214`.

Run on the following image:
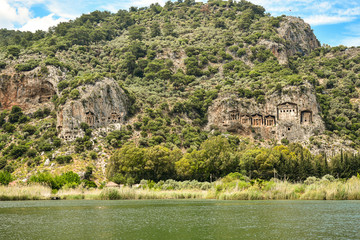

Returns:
260,16,320,64
57,78,129,141
0,66,61,112
207,84,324,143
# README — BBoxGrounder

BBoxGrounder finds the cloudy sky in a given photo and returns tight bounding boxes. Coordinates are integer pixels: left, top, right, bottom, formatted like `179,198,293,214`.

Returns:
0,0,359,47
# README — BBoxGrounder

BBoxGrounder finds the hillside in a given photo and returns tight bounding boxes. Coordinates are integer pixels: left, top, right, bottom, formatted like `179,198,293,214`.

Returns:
0,0,360,186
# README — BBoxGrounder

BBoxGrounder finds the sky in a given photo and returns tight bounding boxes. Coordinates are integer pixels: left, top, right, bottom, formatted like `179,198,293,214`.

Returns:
0,0,359,47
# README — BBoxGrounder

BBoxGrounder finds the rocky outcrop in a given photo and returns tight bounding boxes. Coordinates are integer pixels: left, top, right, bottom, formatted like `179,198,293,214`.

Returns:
0,66,61,112
207,84,324,143
260,16,320,64
57,78,129,141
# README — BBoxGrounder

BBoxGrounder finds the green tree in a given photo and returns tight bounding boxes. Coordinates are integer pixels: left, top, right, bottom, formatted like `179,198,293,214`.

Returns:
7,45,20,57
0,171,12,185
150,22,161,37
163,23,176,36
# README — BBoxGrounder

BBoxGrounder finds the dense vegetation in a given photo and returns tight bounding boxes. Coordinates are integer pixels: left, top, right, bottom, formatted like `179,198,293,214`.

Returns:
0,0,360,187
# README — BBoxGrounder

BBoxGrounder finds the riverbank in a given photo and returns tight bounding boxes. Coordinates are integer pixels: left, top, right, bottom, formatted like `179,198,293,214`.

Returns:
2,175,360,201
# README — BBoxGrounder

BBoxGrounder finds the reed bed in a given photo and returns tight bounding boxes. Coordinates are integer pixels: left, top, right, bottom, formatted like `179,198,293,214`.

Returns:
1,176,360,201
0,184,51,200
98,187,210,200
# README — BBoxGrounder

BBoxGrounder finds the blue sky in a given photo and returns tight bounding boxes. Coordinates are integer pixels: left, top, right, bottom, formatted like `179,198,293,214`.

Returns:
0,0,359,47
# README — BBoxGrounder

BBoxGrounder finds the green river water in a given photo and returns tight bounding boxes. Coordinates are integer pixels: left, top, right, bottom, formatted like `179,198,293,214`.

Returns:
0,200,359,239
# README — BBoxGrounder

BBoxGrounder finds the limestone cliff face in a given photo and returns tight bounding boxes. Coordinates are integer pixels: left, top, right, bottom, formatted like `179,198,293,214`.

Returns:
260,16,320,64
0,66,61,112
207,84,324,142
57,78,129,141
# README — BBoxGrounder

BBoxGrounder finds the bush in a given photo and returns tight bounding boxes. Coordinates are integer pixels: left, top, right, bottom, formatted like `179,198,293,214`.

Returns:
59,171,81,188
15,60,40,71
0,61,6,69
322,174,335,182
304,176,319,185
0,158,6,170
69,89,80,99
3,123,15,133
281,138,289,145
23,124,37,135
29,172,58,189
0,171,12,185
89,152,98,160
100,188,122,200
27,149,38,158
82,179,97,188
55,155,73,164
7,46,20,57
9,144,28,158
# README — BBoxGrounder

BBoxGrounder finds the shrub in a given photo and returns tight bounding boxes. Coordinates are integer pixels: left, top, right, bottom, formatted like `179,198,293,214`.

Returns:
7,45,20,57
281,138,289,145
29,172,58,189
322,174,335,182
0,61,6,69
89,152,98,160
27,149,38,158
9,144,28,158
0,171,12,185
60,171,81,188
82,179,97,188
304,176,319,185
44,57,63,68
23,124,37,135
3,123,15,133
69,89,80,99
0,158,6,170
15,60,40,71
55,155,73,164
100,188,121,200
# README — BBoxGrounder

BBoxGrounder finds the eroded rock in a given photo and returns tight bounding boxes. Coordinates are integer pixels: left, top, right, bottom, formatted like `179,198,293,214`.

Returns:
57,78,129,141
207,84,324,142
0,66,62,112
259,16,320,64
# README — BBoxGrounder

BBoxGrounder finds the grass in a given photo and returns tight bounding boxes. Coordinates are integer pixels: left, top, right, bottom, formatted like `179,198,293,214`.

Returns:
0,184,51,200
1,176,360,201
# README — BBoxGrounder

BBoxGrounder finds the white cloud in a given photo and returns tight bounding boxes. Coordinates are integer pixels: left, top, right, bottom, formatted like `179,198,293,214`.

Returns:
248,0,360,26
341,37,360,47
101,0,166,13
19,13,68,32
0,0,30,28
304,15,356,26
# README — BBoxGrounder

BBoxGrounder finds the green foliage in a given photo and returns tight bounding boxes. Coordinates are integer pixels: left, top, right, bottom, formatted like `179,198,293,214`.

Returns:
69,89,80,99
0,171,12,185
29,171,81,189
22,124,37,135
150,22,161,37
9,144,28,158
7,46,20,57
15,59,39,71
0,61,6,69
55,155,73,164
3,123,15,133
107,144,181,183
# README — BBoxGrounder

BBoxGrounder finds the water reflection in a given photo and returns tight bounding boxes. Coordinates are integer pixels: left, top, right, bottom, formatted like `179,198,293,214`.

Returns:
0,200,359,239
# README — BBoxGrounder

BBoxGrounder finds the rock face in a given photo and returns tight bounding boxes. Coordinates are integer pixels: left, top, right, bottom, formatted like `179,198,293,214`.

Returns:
207,84,324,142
57,78,129,141
260,16,320,64
0,66,61,112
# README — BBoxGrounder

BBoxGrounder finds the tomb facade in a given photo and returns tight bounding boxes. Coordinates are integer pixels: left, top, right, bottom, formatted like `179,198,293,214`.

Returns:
265,115,276,126
277,102,298,121
301,110,312,124
252,114,263,127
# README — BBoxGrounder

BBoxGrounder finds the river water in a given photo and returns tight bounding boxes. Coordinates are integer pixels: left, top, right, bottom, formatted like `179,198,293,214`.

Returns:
0,200,359,239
